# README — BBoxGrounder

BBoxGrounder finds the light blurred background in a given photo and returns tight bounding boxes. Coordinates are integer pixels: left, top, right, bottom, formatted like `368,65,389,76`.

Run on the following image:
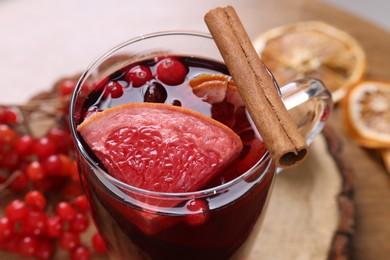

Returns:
0,0,389,104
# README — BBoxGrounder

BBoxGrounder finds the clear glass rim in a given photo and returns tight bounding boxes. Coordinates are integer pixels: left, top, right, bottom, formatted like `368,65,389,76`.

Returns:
69,30,273,199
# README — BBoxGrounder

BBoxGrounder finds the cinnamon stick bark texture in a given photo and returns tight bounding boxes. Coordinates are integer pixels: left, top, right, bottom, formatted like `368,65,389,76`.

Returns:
204,6,308,168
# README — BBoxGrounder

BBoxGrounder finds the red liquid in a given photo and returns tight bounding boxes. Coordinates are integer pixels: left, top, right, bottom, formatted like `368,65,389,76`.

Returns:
75,55,275,259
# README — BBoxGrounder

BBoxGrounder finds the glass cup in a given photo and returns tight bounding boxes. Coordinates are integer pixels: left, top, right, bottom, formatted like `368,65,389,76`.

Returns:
69,31,332,260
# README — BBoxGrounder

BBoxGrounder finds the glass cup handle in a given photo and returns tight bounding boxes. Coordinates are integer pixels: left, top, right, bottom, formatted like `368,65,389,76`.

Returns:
279,78,333,145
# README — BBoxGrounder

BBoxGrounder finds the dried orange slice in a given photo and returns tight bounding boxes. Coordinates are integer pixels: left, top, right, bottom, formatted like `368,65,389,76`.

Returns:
253,21,366,103
343,80,390,148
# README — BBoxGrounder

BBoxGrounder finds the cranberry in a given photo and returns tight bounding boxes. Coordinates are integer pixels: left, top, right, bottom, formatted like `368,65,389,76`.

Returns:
171,99,182,106
156,57,187,86
103,81,124,99
184,199,210,226
125,65,153,88
144,82,168,103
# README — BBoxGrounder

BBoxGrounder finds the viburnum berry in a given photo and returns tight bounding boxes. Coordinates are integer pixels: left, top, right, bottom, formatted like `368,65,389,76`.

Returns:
34,137,56,159
42,154,63,176
0,217,14,241
56,201,77,222
58,79,77,97
26,161,46,181
156,57,188,86
25,190,46,211
47,127,71,154
5,199,29,223
72,195,90,213
21,210,47,236
46,216,63,238
125,65,153,88
35,238,55,260
0,149,20,170
0,124,19,148
8,170,29,192
19,236,39,257
16,134,35,157
59,231,80,251
92,232,107,254
0,107,19,124
71,244,91,260
70,212,90,233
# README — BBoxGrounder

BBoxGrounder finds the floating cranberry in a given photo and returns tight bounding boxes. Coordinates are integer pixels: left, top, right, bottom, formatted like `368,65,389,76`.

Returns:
184,199,210,226
144,82,168,103
103,81,124,99
171,99,182,107
125,65,153,88
156,58,187,86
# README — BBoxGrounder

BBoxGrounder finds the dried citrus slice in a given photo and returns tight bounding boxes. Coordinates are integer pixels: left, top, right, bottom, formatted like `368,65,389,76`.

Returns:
253,21,366,103
343,80,390,148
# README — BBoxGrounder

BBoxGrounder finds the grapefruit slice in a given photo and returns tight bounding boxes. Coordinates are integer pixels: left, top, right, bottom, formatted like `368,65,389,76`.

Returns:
77,102,243,195
253,21,366,103
78,103,243,234
343,80,390,148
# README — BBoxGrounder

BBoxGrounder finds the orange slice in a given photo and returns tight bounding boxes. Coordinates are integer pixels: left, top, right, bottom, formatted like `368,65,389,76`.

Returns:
253,21,366,103
343,80,390,148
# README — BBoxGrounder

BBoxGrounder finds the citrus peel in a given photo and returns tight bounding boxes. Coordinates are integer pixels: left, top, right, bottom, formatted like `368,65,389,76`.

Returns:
343,80,390,148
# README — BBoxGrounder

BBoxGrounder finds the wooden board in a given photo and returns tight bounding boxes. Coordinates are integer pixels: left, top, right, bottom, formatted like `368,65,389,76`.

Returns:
250,126,353,260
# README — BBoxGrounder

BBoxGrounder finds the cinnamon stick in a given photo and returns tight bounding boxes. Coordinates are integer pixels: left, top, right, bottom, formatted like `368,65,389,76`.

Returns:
204,6,308,168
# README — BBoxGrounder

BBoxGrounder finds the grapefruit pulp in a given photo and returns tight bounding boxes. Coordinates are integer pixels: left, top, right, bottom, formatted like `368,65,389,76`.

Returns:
77,102,243,196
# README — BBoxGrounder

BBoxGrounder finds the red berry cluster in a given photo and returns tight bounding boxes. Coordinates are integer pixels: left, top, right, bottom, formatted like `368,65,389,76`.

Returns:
0,79,107,259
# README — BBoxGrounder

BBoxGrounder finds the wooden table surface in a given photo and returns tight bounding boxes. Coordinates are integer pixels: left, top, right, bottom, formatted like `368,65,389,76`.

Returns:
296,2,390,260
1,0,390,259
